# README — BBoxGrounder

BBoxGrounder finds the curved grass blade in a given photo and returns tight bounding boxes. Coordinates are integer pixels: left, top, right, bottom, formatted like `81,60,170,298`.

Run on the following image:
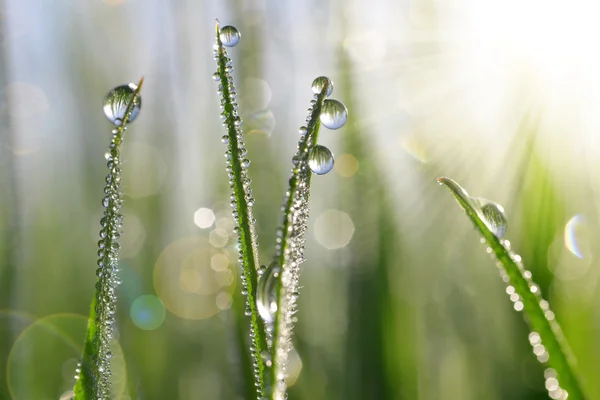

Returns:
213,21,268,399
438,176,586,400
268,79,341,400
73,77,144,400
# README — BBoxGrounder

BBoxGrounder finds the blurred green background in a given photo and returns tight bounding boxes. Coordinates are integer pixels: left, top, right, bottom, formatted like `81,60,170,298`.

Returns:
1,0,600,399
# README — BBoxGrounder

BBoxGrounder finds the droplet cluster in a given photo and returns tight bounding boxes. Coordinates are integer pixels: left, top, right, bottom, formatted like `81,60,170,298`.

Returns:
214,23,265,399
262,76,347,400
87,127,126,399
439,178,580,400
76,83,141,399
483,229,571,399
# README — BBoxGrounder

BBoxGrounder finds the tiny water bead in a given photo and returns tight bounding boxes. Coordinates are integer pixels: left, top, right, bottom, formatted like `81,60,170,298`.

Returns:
256,262,280,323
219,25,241,47
311,76,333,97
308,145,334,175
473,198,507,239
103,83,141,126
320,99,348,130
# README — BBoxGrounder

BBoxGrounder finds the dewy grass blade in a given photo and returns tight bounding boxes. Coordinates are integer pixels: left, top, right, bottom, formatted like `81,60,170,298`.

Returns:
213,21,268,399
73,77,144,400
266,77,346,400
438,176,587,400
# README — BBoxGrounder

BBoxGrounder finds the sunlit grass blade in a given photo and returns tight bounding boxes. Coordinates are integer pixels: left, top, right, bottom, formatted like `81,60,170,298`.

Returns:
73,77,144,400
438,176,586,400
267,77,346,400
213,20,268,398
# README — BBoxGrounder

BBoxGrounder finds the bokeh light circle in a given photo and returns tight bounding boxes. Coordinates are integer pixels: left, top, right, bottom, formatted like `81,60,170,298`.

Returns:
313,209,355,250
6,314,126,399
130,295,166,330
153,236,236,320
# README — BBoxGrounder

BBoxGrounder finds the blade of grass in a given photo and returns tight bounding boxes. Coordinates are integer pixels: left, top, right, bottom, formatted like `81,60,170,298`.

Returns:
268,79,338,400
73,77,144,400
213,21,268,398
438,176,586,400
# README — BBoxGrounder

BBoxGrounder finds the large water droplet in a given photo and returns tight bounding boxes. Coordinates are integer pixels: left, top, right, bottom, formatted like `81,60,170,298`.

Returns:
220,25,241,47
320,99,347,130
103,83,141,126
311,76,333,96
473,198,507,238
308,145,334,175
256,262,280,323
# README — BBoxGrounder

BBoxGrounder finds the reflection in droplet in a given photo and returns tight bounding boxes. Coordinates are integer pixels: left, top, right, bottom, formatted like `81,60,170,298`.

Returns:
308,145,334,175
256,262,280,323
130,295,166,331
103,83,141,126
314,209,355,250
220,25,240,47
320,99,348,130
311,76,333,97
472,198,507,238
194,208,216,229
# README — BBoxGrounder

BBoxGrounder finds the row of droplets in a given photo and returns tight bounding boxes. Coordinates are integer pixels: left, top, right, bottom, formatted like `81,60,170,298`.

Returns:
257,76,346,400
215,23,266,399
73,83,142,399
472,196,570,400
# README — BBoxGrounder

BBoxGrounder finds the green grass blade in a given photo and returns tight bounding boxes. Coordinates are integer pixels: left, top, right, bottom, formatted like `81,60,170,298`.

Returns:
73,77,144,400
213,21,268,398
268,83,331,400
438,176,586,400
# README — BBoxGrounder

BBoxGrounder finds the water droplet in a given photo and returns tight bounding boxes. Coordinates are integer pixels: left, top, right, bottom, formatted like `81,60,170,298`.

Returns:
256,262,280,323
473,198,507,238
320,99,348,130
261,350,273,367
103,83,141,126
212,72,221,81
220,25,241,47
311,76,333,96
308,145,334,175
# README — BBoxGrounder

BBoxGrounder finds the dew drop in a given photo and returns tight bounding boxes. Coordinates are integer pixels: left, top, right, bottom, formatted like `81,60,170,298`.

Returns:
320,99,348,130
103,83,141,126
308,145,334,175
473,198,507,238
220,25,241,47
311,76,333,97
256,262,280,323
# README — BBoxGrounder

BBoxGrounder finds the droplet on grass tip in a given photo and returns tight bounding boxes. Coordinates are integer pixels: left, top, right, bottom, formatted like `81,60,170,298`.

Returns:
311,76,333,96
473,198,507,238
103,83,141,126
308,145,334,175
320,99,348,129
256,262,280,323
220,25,241,47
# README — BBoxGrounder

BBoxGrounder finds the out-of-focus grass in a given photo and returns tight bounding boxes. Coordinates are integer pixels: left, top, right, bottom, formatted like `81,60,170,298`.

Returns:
1,1,599,399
